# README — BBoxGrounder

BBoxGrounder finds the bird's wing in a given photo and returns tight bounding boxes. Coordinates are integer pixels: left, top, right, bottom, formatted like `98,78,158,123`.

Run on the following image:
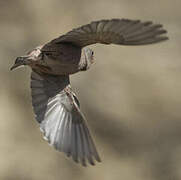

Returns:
31,71,101,166
47,18,168,47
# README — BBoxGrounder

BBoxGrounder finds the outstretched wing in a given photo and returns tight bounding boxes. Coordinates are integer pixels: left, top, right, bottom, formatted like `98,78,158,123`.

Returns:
31,72,101,166
47,18,168,47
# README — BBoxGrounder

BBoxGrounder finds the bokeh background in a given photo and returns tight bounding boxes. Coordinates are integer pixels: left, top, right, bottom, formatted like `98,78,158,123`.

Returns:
1,0,181,179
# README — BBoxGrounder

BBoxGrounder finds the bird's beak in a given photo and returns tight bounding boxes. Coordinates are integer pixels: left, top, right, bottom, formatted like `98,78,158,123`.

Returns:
10,56,28,71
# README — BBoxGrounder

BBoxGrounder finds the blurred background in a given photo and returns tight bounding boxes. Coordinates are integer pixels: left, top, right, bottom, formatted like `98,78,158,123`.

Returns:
1,0,181,179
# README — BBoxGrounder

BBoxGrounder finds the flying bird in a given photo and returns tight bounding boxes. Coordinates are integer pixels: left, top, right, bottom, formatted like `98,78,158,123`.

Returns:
11,19,168,166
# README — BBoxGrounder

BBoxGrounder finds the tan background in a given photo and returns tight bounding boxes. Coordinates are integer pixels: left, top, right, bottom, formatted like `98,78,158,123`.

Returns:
1,0,181,179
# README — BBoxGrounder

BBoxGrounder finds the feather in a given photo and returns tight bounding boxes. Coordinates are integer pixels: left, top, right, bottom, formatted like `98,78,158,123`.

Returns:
49,18,168,47
30,72,100,166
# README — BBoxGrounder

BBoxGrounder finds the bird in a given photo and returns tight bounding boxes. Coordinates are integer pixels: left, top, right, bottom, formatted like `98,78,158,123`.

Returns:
10,18,168,166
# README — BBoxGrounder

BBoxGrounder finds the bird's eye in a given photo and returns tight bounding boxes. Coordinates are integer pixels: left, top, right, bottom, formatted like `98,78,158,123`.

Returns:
91,51,94,55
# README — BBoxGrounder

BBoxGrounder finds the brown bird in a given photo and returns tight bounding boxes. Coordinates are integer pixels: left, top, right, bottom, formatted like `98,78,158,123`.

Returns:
11,19,168,166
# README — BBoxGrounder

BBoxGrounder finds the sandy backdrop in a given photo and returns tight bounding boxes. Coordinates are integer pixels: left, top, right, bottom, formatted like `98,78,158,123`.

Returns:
0,0,181,180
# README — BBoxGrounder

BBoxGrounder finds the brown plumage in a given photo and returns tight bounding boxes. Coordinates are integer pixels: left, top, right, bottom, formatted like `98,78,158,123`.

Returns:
10,18,168,166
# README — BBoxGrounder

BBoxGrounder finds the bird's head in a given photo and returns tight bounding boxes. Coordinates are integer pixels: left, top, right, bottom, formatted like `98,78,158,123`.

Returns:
10,46,43,71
